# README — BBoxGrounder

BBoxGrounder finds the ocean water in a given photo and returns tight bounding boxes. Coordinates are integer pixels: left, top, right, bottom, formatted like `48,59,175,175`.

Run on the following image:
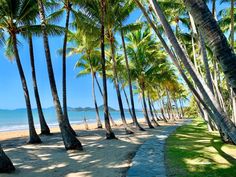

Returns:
0,108,145,132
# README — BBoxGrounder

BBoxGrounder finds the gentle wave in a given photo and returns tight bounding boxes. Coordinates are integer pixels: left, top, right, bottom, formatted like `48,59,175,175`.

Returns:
0,109,145,132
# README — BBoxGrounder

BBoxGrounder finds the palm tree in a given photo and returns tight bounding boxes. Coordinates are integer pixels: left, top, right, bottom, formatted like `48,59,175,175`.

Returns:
0,145,15,173
48,0,80,136
37,0,83,149
126,28,163,128
75,0,116,138
148,0,236,143
134,0,236,143
28,34,50,135
69,30,103,129
120,24,145,131
0,0,41,144
100,0,116,139
106,53,134,133
183,0,236,95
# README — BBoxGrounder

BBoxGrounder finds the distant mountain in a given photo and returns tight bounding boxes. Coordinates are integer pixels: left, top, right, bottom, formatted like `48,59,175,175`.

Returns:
70,105,118,112
0,105,143,112
98,105,117,111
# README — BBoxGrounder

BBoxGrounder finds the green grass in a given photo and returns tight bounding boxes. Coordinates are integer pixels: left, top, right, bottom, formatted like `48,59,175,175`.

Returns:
166,118,236,177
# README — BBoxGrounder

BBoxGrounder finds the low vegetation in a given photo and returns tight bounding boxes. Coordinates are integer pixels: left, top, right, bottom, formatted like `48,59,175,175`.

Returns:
166,118,236,177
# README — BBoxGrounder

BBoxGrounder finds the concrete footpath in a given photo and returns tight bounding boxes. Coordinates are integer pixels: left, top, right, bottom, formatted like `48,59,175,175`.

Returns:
126,119,191,177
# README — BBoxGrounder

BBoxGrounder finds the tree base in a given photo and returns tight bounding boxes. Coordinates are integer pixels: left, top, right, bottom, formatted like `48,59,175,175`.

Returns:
27,136,42,144
65,142,83,151
40,130,51,136
148,125,155,129
40,132,53,136
106,132,117,139
0,151,15,173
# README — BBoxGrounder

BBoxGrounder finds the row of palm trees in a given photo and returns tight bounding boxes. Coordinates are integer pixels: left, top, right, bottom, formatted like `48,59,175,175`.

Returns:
1,0,236,173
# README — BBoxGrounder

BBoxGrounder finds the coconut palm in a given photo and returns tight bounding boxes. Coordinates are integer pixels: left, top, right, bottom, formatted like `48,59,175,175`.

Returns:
0,0,41,144
148,0,236,143
48,0,81,136
134,0,236,143
182,0,236,95
119,22,145,130
28,34,51,135
67,30,103,129
126,28,166,128
75,0,116,138
37,0,83,150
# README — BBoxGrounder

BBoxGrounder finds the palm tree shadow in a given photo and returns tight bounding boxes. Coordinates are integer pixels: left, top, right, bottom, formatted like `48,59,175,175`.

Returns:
211,137,236,164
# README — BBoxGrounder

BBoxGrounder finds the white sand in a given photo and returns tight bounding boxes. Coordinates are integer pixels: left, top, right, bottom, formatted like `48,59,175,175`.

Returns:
0,120,175,177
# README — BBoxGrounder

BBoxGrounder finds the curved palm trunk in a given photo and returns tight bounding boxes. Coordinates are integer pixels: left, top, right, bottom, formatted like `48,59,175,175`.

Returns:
120,29,144,131
148,0,236,143
147,94,159,126
91,70,102,128
94,73,117,127
28,36,50,135
151,102,160,121
62,2,77,136
109,37,133,134
231,0,234,49
173,98,181,119
183,0,236,94
100,0,116,139
0,145,15,173
141,84,154,128
199,32,214,94
122,88,133,119
37,0,82,150
12,33,41,144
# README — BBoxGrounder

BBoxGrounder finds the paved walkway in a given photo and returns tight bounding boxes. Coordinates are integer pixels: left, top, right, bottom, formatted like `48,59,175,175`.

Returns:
126,119,191,177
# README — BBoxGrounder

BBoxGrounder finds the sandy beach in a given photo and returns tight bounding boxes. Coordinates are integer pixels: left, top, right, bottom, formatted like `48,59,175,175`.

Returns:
0,119,177,177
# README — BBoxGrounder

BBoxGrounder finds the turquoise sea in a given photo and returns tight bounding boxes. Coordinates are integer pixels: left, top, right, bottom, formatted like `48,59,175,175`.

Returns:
0,108,145,132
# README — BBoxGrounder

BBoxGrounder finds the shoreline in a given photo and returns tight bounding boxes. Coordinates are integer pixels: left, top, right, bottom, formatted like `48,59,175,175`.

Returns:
0,118,144,141
1,118,176,177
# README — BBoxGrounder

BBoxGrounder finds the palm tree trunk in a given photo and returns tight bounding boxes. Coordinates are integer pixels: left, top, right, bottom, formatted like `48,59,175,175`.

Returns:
100,0,116,139
183,0,236,94
141,84,154,128
230,0,236,124
174,98,181,119
0,145,15,173
12,33,41,144
91,70,102,129
149,0,236,144
212,0,217,19
231,0,234,49
120,29,144,131
122,88,133,119
199,32,214,94
94,73,103,96
109,36,133,134
62,3,77,136
94,73,117,127
37,0,82,150
147,94,159,126
151,102,160,121
28,35,50,135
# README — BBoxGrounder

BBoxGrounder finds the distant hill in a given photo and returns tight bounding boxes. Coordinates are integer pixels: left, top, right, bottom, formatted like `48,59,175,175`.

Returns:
70,105,118,112
0,105,143,112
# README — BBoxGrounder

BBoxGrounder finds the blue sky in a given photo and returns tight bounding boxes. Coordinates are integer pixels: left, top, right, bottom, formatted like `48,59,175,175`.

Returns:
0,2,228,110
0,8,142,110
